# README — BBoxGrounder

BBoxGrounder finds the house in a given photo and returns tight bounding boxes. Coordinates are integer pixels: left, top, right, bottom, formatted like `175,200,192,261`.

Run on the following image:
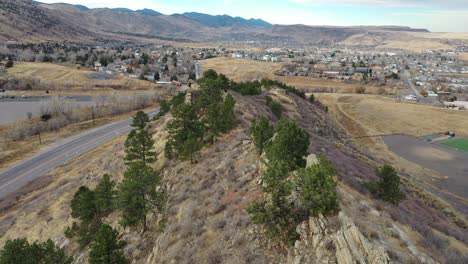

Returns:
355,67,371,74
323,71,340,78
93,62,102,71
144,73,155,81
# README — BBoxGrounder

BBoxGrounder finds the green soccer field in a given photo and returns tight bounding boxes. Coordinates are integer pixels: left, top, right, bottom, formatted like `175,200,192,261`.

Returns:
441,138,468,152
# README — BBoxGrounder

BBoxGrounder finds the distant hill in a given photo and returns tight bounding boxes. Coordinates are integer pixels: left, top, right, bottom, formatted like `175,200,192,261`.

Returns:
181,12,272,28
2,0,457,50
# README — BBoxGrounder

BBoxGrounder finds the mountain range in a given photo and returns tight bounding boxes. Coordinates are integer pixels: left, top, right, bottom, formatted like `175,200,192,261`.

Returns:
3,0,459,50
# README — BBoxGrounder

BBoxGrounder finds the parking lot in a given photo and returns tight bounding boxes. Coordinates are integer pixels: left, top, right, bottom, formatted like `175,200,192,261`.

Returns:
384,135,468,199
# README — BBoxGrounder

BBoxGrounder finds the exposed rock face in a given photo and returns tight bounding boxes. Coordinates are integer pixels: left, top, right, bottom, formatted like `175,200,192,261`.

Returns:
291,212,390,264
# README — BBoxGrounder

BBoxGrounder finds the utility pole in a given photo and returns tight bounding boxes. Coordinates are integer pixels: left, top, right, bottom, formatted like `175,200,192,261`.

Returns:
92,106,95,127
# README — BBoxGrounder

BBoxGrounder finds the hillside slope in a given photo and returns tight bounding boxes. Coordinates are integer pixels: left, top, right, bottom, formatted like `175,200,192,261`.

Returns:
0,0,93,41
2,1,463,50
0,88,466,263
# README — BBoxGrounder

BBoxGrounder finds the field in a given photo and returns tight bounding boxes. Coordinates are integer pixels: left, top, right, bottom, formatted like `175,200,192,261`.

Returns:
442,138,468,152
4,62,154,92
202,57,391,94
316,93,468,205
317,94,468,137
0,100,96,125
459,53,468,62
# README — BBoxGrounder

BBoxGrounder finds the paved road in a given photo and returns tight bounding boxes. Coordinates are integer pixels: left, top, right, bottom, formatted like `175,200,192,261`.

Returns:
0,110,158,200
400,70,439,105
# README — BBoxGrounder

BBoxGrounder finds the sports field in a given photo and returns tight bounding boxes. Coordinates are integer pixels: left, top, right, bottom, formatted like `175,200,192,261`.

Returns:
441,138,468,152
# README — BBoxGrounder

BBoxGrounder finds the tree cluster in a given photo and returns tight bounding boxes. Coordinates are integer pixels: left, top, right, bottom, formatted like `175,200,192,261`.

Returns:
64,111,165,263
247,117,338,245
0,239,73,264
165,71,236,163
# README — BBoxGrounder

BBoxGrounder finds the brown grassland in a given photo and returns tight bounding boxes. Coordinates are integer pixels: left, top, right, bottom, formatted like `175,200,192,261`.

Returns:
459,53,468,62
5,62,155,92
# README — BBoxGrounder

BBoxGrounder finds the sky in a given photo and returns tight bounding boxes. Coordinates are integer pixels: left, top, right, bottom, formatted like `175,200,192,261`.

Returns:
39,0,468,32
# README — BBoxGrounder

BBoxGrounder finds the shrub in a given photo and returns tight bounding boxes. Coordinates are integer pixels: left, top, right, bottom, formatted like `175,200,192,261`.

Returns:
269,101,283,118
5,60,13,69
364,165,405,205
309,94,315,103
355,87,366,94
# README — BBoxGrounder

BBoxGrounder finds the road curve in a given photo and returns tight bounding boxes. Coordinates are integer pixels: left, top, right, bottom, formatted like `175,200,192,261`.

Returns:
0,110,158,200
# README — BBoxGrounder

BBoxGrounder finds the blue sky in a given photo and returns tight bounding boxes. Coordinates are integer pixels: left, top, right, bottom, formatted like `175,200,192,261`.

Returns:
39,0,468,32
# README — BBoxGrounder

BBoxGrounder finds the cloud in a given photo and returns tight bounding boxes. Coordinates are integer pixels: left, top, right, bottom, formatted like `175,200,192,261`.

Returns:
289,0,468,9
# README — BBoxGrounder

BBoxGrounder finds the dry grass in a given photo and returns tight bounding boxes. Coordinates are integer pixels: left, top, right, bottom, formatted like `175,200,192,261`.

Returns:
201,57,281,82
459,53,468,62
6,62,154,91
0,104,158,172
317,94,468,137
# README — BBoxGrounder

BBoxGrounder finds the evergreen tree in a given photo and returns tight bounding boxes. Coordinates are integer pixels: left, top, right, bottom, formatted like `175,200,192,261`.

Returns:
130,111,150,129
66,186,101,247
0,239,72,264
365,165,405,205
70,186,97,222
165,103,204,163
296,156,338,216
94,174,116,215
246,160,297,244
89,225,128,264
202,69,218,80
221,94,236,132
124,129,156,166
265,119,310,170
155,100,170,120
117,162,164,231
269,101,283,118
250,117,274,155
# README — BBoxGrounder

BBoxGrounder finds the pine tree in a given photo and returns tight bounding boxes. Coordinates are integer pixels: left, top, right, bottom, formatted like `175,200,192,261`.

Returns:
165,103,204,163
70,186,97,222
89,225,128,264
250,116,274,154
365,165,405,205
67,186,102,247
94,174,116,216
221,94,236,132
265,119,310,170
130,111,150,129
0,239,73,264
124,129,156,166
117,162,164,231
296,156,338,216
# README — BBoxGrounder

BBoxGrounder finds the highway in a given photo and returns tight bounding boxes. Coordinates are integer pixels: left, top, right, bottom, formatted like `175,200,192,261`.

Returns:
0,110,158,200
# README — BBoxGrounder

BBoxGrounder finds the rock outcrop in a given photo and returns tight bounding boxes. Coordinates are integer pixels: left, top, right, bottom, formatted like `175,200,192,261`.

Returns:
291,212,390,264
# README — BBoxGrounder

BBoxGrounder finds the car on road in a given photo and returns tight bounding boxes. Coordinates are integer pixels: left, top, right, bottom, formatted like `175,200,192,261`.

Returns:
404,95,418,101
